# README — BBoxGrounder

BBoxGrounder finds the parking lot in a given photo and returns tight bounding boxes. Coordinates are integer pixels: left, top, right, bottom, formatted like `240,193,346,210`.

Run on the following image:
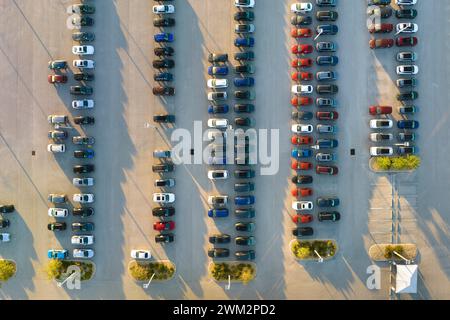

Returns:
0,0,449,300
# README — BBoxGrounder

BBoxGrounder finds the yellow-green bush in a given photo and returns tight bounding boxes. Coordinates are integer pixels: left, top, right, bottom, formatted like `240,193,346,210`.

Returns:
0,260,16,282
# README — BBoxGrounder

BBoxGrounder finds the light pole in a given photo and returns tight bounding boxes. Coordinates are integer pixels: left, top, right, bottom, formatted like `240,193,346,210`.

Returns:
225,275,231,290
393,251,411,264
314,250,324,263
314,29,323,41
143,273,156,289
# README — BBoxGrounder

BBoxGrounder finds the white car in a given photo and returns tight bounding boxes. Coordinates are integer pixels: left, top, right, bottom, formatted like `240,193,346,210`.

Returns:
292,85,313,95
291,124,313,133
47,144,66,153
73,178,94,187
71,235,94,246
292,201,314,211
370,147,394,157
395,0,417,6
208,170,229,180
152,5,175,14
72,99,94,109
73,59,95,69
396,65,418,75
234,0,255,8
72,45,94,55
207,79,228,89
48,208,69,217
153,193,175,204
369,119,393,129
207,118,229,129
396,23,418,33
73,193,95,203
0,233,10,243
370,133,393,142
131,250,151,260
291,2,313,13
73,249,94,259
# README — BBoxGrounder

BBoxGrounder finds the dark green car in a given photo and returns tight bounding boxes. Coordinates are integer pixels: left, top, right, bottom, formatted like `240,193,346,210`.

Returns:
48,60,67,70
70,4,95,14
72,222,95,232
70,86,93,95
0,205,14,214
72,32,95,42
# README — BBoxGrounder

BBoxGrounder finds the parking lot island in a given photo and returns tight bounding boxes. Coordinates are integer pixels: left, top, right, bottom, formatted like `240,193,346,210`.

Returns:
128,260,176,282
290,239,338,261
209,262,256,284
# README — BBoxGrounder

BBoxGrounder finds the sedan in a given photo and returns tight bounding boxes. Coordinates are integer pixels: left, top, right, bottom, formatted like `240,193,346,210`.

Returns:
397,120,419,129
292,201,313,211
235,250,256,261
72,99,94,109
235,236,256,246
235,222,255,232
155,234,175,243
292,175,313,185
47,222,66,232
397,78,417,88
72,32,95,42
235,23,255,34
72,45,94,55
208,66,228,76
370,147,394,156
153,86,175,96
73,207,94,217
130,250,151,260
370,133,393,142
0,205,14,214
316,153,336,162
316,97,337,107
397,146,417,155
71,235,94,246
318,211,341,222
396,65,418,75
73,177,94,186
316,24,338,35
397,91,418,101
153,221,175,231
70,86,93,95
209,234,231,244
235,196,255,205
291,28,312,38
292,227,314,237
72,136,95,145
71,222,95,232
316,55,339,66
48,208,68,218
395,0,417,5
316,111,338,120
292,85,313,95
153,18,176,27
292,149,313,158
154,33,174,43
47,143,66,153
208,53,228,63
73,59,95,69
73,249,95,259
48,74,68,84
152,5,175,14
234,37,255,47
291,135,313,145
48,60,67,70
72,16,94,27
291,15,312,26
208,248,230,258
234,77,255,87
316,165,338,175
207,79,228,89
73,164,95,174
73,194,94,204
291,3,313,13
152,207,175,217
292,124,313,134
292,214,313,224
317,197,340,208
398,106,417,114
208,170,228,180
316,71,337,81
370,119,393,129
291,72,313,81
317,124,336,134
48,194,67,204
291,160,313,171
369,39,394,49
396,23,418,33
369,105,392,115
291,188,313,197
292,111,313,121
395,9,417,19
291,44,314,54
292,58,313,68
316,41,336,52
396,37,418,47
291,96,313,106
316,84,338,94
208,105,229,114
234,0,255,7
153,59,175,69
153,193,175,204
316,10,338,21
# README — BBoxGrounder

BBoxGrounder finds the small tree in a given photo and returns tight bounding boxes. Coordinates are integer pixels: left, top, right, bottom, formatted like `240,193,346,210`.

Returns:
46,259,63,280
0,260,16,283
406,155,421,169
376,157,392,170
240,267,254,285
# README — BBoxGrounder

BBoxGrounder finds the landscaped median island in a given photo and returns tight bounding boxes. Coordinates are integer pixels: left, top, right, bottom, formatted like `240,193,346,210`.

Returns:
128,260,176,281
369,244,417,262
0,260,17,284
46,260,95,281
209,262,256,285
290,240,338,261
370,155,421,172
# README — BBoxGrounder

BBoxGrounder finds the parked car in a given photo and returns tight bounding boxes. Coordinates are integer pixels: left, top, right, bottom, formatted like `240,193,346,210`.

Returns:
234,51,254,61
291,135,313,145
291,28,312,38
48,130,68,141
235,195,255,205
292,96,313,106
369,39,394,49
47,250,68,260
72,99,94,109
48,74,68,84
397,78,417,88
317,124,336,134
74,72,94,81
234,169,255,179
316,111,338,120
370,119,393,129
208,53,228,63
48,208,68,217
292,148,313,159
234,0,255,8
73,164,95,174
395,0,417,6
292,214,313,224
397,91,418,101
73,194,95,204
370,133,393,142
153,18,175,27
71,222,95,232
153,86,175,96
235,236,256,246
368,23,393,33
74,116,95,125
397,146,417,155
316,165,338,175
235,23,255,33
208,248,230,258
154,72,173,82
397,51,417,62
316,139,338,149
397,120,419,129
292,58,313,68
316,41,336,52
235,117,255,127
234,182,255,192
291,15,312,26
71,235,94,246
292,175,313,184
47,144,66,153
153,59,175,69
48,194,67,204
318,211,340,222
316,24,338,35
152,163,174,174
235,250,256,261
155,234,174,243
72,32,95,42
208,170,228,180
292,111,313,121
153,114,175,123
396,37,418,47
48,222,67,231
292,227,314,237
292,85,313,95
395,9,417,19
369,105,392,115
72,16,94,27
73,177,94,187
316,84,338,94
396,65,418,75
154,179,175,187
209,234,231,244
70,86,93,95
235,222,255,232
154,33,174,43
291,2,313,13
316,97,337,107
73,207,94,217
316,0,337,7
316,71,337,81
72,45,94,55
316,55,338,66
153,221,175,231
48,60,67,70
234,11,255,22
73,249,95,259
316,153,336,162
234,37,255,47
152,5,175,14
292,72,313,81
317,197,340,207
208,196,228,207
72,136,95,145
208,66,228,75
208,105,229,114
396,23,418,33
316,10,338,21
235,208,256,219
291,124,313,134
367,6,392,18
291,188,313,197
152,207,175,217
292,201,313,211
153,193,175,204
73,59,95,69
234,64,255,74
234,90,255,100
398,132,415,141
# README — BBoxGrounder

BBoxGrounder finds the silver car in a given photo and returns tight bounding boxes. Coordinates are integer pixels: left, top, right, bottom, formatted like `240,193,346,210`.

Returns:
48,194,67,204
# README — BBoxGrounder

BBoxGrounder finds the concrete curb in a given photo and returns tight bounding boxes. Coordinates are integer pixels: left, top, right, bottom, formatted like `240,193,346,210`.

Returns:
127,259,176,283
368,157,416,173
289,239,339,262
208,261,257,284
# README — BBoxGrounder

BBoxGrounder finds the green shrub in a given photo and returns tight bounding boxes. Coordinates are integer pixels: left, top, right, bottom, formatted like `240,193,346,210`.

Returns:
384,245,405,259
210,263,255,284
46,260,94,281
375,155,420,171
291,240,337,259
129,261,175,281
0,260,16,282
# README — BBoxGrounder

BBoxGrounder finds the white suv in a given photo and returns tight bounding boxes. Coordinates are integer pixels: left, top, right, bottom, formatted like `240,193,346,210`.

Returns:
71,235,94,246
73,59,95,69
48,208,69,217
47,144,66,153
72,45,95,55
153,193,175,204
73,194,95,203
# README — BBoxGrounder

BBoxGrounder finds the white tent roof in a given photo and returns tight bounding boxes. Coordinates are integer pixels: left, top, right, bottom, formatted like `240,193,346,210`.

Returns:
395,264,418,294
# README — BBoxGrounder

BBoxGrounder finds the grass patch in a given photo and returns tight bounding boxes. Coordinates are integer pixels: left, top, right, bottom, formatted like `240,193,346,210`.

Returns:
0,260,16,283
46,260,94,281
129,261,175,281
373,155,421,171
210,262,256,284
291,240,337,260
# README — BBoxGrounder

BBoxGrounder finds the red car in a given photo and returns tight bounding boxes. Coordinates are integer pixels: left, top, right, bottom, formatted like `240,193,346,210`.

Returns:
369,105,392,115
292,214,313,224
316,111,339,120
292,58,313,68
316,165,338,175
291,135,313,145
369,38,394,49
48,74,68,84
291,160,313,171
153,221,175,231
291,188,313,197
291,44,314,54
291,28,312,38
396,37,417,47
368,23,393,34
291,96,313,107
291,72,313,81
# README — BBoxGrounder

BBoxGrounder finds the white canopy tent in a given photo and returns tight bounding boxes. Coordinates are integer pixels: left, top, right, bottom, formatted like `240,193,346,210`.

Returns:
395,264,418,294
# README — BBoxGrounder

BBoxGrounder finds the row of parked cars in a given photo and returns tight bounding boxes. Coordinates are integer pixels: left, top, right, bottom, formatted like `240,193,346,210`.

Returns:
367,0,419,157
206,0,257,262
0,204,16,243
289,1,341,238
47,2,97,261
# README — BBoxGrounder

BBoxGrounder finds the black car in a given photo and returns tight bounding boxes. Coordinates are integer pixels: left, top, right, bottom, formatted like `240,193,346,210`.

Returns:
235,117,254,127
234,182,255,192
154,47,174,56
234,11,254,22
292,227,314,237
234,90,254,100
153,114,175,123
152,163,174,173
73,207,94,217
152,59,175,69
152,206,175,217
234,64,254,74
235,222,255,232
316,11,338,21
154,179,175,187
234,51,255,61
155,233,174,243
208,53,228,63
73,16,94,26
74,73,94,81
317,84,338,94
292,175,313,184
318,211,340,222
74,116,95,125
235,208,256,219
208,234,231,244
71,222,95,232
235,236,255,246
317,197,340,208
235,250,256,260
72,32,95,42
208,248,230,258
153,86,175,96
234,169,255,179
234,104,255,113
70,86,93,95
395,9,417,19
316,55,338,66
154,72,173,82
397,91,418,101
74,150,94,158
0,219,10,229
0,205,14,214
316,0,336,7
292,111,313,121
47,222,67,231
153,17,175,27
291,15,312,26
73,164,94,174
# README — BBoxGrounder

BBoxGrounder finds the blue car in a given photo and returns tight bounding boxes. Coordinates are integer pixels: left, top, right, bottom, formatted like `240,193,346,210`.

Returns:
235,195,255,205
316,139,338,149
208,105,229,114
208,208,229,218
154,72,173,82
397,120,419,129
47,249,69,260
292,149,313,158
208,66,228,76
234,77,255,87
154,33,174,43
234,37,255,47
